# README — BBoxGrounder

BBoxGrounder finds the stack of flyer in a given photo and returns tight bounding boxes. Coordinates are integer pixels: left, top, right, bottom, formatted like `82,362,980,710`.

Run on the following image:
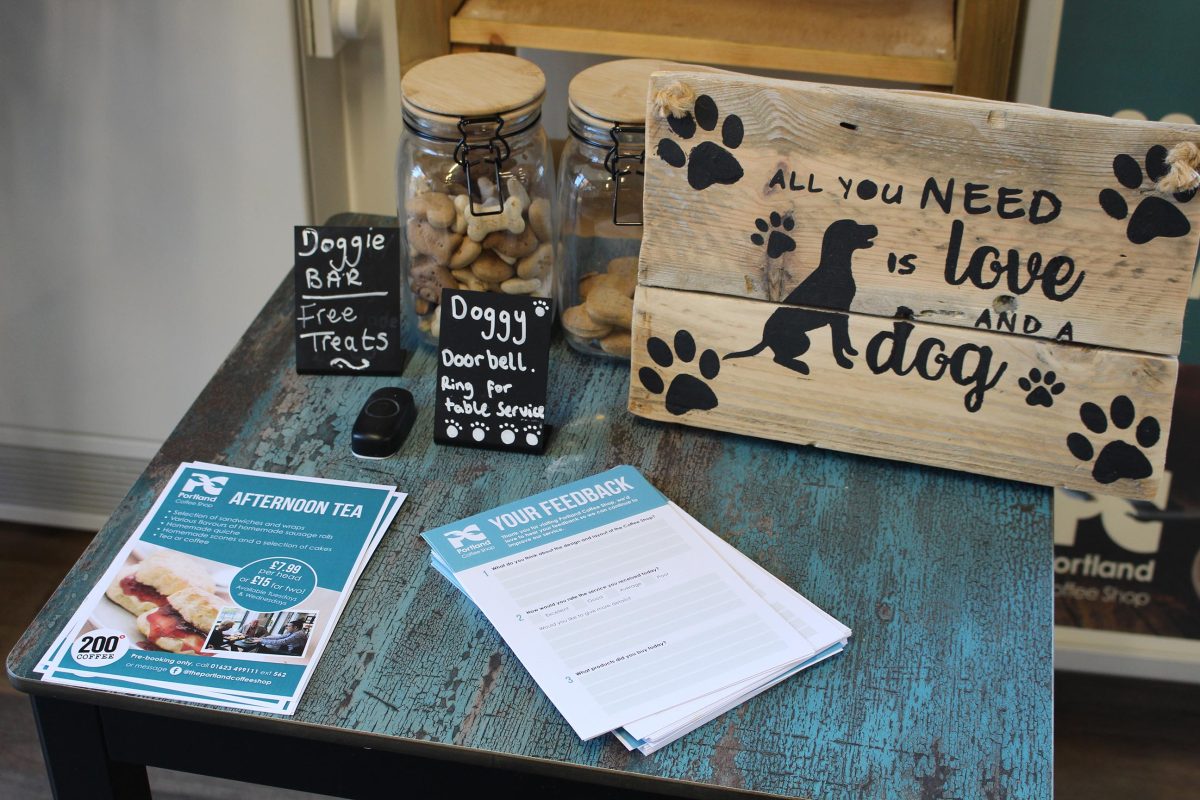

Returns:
36,462,405,714
423,465,850,754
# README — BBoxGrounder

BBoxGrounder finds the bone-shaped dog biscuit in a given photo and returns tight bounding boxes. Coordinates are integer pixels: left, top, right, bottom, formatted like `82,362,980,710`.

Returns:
454,191,526,242
408,192,456,229
406,217,462,266
451,179,532,242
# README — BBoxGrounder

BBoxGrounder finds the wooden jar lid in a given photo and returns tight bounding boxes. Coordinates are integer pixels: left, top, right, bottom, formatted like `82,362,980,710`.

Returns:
401,53,546,124
568,59,682,128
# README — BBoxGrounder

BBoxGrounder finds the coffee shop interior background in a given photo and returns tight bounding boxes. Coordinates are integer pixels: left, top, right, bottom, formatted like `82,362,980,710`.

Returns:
1,1,1198,798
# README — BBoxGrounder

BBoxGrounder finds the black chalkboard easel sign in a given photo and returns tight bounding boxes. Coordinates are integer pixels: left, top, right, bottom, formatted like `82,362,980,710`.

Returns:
435,289,553,454
294,226,406,375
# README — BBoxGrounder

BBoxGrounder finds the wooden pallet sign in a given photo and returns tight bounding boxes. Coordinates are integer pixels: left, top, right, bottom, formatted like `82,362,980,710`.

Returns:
630,71,1200,499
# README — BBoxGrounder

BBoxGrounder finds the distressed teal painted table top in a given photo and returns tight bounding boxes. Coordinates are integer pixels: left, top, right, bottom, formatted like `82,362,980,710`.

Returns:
8,215,1052,799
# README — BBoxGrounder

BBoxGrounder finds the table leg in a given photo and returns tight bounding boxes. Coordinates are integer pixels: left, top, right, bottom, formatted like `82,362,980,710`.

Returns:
30,696,151,800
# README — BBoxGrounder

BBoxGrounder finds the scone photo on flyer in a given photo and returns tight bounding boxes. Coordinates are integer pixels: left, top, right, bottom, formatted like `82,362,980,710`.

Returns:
101,547,328,660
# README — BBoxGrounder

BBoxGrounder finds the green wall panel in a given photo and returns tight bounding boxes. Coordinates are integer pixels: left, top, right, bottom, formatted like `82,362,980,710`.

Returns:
1052,0,1198,121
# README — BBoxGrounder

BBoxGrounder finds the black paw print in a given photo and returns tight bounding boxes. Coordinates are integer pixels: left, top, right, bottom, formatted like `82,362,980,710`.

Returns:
1098,145,1194,244
1067,395,1160,484
1017,368,1065,408
638,330,720,416
655,94,744,191
751,212,796,258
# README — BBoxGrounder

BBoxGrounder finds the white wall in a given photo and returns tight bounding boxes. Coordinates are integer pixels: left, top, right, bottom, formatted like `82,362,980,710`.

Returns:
1013,0,1064,107
0,1,310,458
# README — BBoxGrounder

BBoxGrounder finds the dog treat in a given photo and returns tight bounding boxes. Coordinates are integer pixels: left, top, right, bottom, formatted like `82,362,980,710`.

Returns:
418,272,458,304
461,274,489,292
585,286,633,328
484,225,538,260
517,243,553,280
410,256,457,303
501,277,542,295
455,192,525,241
454,176,530,242
448,237,482,269
408,173,435,196
562,254,641,357
599,331,631,357
528,197,552,241
562,304,612,340
475,175,497,203
405,173,552,341
505,176,530,211
409,191,456,229
471,251,515,284
594,269,636,298
578,271,602,300
406,217,462,266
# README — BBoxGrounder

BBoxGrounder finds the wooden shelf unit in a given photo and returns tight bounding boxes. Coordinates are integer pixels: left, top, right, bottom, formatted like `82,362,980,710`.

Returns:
444,0,1020,99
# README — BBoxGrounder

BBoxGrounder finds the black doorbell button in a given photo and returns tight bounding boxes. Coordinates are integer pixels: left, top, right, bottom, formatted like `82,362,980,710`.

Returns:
351,388,416,459
366,397,401,417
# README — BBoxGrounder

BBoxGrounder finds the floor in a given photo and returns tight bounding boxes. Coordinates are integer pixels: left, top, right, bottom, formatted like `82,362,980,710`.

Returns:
2,520,1198,799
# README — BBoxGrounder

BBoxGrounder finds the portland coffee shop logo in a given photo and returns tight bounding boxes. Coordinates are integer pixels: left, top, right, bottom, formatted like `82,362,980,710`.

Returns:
634,81,1198,493
180,473,228,500
444,523,490,551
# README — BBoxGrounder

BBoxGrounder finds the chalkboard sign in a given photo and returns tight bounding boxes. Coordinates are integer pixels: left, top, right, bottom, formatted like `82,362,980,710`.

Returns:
435,289,553,454
294,226,406,375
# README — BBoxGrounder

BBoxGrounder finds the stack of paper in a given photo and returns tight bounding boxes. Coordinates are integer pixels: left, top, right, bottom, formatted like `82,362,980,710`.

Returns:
422,466,850,754
36,462,404,714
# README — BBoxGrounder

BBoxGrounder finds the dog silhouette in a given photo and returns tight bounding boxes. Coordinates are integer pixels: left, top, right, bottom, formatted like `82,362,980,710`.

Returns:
725,219,877,374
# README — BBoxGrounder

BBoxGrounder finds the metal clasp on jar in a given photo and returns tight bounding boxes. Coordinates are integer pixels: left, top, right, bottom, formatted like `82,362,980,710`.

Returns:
454,115,512,217
604,124,645,226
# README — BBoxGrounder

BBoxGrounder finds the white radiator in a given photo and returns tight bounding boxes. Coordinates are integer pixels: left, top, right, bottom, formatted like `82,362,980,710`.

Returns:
0,444,147,531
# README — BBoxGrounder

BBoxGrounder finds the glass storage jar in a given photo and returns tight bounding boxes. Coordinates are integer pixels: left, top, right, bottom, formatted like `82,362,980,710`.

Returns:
397,53,556,345
556,59,679,359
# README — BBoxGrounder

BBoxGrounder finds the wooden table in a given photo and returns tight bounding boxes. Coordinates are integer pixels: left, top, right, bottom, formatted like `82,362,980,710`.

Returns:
6,215,1052,799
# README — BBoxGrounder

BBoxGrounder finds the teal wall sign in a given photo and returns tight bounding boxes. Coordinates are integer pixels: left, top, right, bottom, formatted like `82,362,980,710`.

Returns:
1052,0,1199,122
